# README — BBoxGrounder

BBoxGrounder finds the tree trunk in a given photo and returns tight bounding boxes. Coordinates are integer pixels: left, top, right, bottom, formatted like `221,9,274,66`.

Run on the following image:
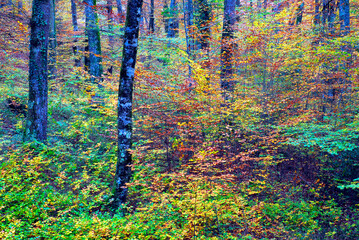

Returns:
314,0,320,25
71,0,81,67
295,1,304,25
183,0,193,80
48,0,56,81
167,0,178,37
220,0,236,92
195,0,211,49
339,0,349,35
322,0,336,34
116,0,124,23
107,0,115,74
149,0,155,33
85,0,103,82
24,0,51,143
112,0,143,209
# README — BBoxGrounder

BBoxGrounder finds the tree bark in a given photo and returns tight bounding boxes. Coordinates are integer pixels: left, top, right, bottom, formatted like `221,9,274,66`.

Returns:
112,0,143,209
71,0,81,67
220,0,236,92
116,0,124,23
167,0,178,37
149,0,155,33
339,0,349,35
84,0,103,82
314,0,320,25
107,0,115,74
195,0,211,49
24,0,51,142
48,0,56,81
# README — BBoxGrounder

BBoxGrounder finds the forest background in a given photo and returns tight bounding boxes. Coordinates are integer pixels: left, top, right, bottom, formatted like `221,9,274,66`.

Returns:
1,0,359,239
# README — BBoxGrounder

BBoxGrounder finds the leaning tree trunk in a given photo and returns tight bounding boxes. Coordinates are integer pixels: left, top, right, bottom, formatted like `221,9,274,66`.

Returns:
48,0,57,81
220,0,236,92
112,0,143,209
85,0,103,82
24,0,51,142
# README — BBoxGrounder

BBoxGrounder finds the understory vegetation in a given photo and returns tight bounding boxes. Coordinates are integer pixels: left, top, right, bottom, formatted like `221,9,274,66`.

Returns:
1,1,359,239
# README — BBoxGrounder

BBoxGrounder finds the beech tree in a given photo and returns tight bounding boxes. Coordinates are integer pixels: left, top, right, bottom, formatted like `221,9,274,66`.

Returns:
195,0,211,49
220,0,236,92
112,0,143,208
70,0,81,66
149,0,155,33
24,0,51,142
84,0,103,81
167,0,178,37
48,0,56,81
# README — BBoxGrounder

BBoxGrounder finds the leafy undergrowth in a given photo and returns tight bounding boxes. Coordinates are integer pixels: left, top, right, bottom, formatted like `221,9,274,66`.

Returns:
1,38,359,239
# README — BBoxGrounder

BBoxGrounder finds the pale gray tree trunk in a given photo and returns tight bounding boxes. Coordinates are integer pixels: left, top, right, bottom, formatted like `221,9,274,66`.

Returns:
24,0,51,142
112,0,143,209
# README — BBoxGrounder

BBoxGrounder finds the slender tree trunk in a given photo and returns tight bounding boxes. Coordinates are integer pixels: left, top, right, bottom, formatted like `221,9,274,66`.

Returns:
220,0,236,92
195,0,211,49
85,0,103,82
116,0,124,23
107,0,115,74
314,0,320,25
48,0,56,81
295,1,304,25
167,0,178,37
183,0,193,80
71,0,81,67
149,0,155,33
107,0,115,44
24,0,51,142
112,0,143,209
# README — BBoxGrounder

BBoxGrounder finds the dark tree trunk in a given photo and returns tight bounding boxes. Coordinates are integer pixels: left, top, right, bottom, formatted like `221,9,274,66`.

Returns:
112,0,143,209
24,0,51,142
183,0,193,80
322,0,336,34
85,0,103,82
290,1,304,25
185,0,194,51
167,0,178,38
107,0,115,74
195,0,211,49
296,1,304,25
48,0,56,81
220,0,236,92
149,0,155,33
163,0,169,33
339,0,350,35
71,0,81,67
314,0,320,25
